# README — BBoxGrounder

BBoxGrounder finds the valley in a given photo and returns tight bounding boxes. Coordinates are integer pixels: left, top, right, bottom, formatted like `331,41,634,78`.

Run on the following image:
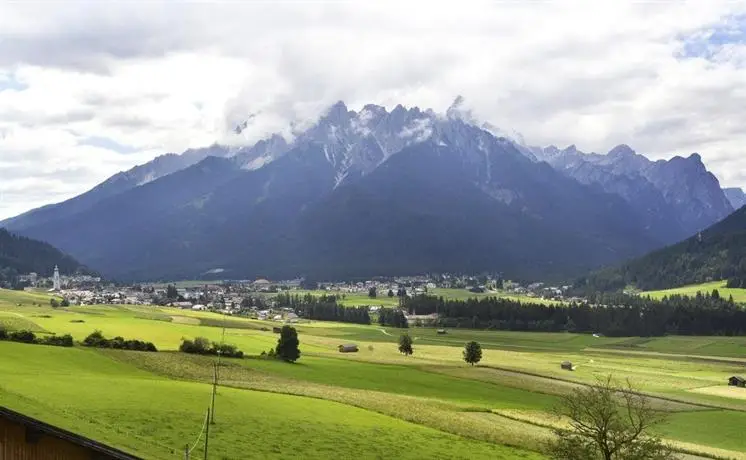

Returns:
2,289,746,459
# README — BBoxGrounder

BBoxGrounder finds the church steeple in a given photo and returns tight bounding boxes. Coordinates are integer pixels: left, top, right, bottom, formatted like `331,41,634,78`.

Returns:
53,265,61,291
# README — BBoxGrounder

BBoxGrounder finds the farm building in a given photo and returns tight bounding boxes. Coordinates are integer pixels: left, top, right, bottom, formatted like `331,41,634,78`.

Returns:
561,361,574,371
436,329,447,335
0,405,140,459
272,327,282,333
338,344,359,353
728,376,746,387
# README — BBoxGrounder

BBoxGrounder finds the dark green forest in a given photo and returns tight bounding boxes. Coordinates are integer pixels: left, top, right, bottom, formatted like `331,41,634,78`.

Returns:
403,292,746,336
275,293,371,325
0,228,88,288
575,206,746,292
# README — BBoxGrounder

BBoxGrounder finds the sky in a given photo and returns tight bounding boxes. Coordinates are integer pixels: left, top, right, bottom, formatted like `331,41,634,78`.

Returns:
1,1,746,220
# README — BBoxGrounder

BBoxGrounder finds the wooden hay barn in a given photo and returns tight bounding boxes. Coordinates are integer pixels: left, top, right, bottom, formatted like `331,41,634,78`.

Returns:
0,405,141,460
272,327,282,333
338,344,359,353
561,361,574,371
728,376,746,388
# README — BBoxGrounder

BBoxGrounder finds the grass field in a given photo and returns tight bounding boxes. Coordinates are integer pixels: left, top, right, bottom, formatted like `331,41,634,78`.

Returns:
289,287,561,307
643,281,746,303
2,288,746,459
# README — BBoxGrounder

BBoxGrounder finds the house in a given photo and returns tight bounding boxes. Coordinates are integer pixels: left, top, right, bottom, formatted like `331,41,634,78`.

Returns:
728,376,746,387
253,279,271,288
191,304,206,311
338,344,359,353
0,405,140,459
561,361,574,371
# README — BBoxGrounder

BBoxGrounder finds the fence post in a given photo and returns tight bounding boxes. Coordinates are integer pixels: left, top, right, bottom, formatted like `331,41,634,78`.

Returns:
204,408,210,460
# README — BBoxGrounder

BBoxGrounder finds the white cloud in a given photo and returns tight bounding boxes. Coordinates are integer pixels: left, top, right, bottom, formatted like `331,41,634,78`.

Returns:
1,0,746,219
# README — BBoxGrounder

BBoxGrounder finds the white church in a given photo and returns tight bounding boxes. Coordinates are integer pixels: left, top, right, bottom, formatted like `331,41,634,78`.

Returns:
51,265,61,291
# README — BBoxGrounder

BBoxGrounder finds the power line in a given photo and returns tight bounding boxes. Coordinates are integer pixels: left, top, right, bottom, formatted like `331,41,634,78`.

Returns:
185,408,210,459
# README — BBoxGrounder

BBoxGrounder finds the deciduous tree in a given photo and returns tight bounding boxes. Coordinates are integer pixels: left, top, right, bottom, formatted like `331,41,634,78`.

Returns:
548,375,674,460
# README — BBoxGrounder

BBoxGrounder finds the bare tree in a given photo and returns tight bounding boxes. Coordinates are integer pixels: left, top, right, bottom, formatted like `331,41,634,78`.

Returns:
548,375,675,460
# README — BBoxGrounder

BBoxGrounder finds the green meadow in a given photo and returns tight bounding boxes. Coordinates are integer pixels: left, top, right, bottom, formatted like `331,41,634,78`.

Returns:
1,289,746,459
291,287,561,307
643,281,746,303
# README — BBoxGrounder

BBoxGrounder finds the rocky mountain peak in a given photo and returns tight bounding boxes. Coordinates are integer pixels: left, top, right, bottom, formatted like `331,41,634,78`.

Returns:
608,144,636,157
724,187,746,210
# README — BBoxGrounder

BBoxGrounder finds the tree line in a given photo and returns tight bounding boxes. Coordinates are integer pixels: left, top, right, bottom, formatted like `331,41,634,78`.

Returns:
0,228,90,289
0,328,73,347
274,293,371,325
572,219,746,294
378,308,408,328
402,292,746,336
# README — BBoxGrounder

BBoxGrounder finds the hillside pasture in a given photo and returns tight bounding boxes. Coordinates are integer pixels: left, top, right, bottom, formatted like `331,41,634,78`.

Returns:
0,342,533,460
2,288,746,458
643,281,746,303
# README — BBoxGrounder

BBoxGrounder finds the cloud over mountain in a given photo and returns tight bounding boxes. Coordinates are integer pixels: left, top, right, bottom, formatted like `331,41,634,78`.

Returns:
2,1,746,219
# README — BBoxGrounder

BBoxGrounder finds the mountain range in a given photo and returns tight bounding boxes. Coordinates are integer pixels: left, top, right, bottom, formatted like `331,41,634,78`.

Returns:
1,98,741,282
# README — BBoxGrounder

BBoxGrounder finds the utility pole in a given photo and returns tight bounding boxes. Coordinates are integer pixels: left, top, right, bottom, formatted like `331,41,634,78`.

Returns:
185,444,189,460
203,408,210,460
210,362,217,424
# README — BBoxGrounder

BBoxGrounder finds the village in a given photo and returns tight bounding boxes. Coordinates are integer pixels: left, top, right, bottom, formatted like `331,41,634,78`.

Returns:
13,269,577,322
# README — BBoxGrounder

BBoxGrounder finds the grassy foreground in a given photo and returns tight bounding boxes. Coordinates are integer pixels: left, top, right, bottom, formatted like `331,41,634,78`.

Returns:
2,289,746,459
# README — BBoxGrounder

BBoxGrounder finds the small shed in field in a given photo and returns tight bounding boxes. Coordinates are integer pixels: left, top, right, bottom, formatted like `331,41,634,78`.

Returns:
436,329,447,335
272,327,282,334
728,376,746,387
338,344,359,353
561,361,574,371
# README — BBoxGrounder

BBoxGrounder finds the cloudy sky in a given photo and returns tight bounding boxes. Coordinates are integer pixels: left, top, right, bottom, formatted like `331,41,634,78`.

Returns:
1,1,746,219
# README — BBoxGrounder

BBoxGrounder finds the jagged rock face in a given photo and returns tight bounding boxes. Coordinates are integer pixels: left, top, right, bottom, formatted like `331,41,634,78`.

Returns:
531,144,734,242
724,187,746,210
1,97,736,281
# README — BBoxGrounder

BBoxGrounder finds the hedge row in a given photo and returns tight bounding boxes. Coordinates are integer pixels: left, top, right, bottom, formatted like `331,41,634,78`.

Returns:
83,330,157,352
0,328,73,347
179,337,244,358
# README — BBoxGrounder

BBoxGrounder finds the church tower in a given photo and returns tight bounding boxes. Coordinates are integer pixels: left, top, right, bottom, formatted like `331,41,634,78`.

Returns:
53,265,61,291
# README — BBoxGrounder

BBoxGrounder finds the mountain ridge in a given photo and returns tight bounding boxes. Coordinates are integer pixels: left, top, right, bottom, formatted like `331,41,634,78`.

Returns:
575,205,746,292
2,98,738,281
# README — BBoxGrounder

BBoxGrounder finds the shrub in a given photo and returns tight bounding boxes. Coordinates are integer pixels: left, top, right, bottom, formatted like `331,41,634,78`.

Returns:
82,330,157,352
0,328,72,348
83,330,108,347
40,334,74,347
9,330,36,343
70,319,85,323
179,337,244,358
